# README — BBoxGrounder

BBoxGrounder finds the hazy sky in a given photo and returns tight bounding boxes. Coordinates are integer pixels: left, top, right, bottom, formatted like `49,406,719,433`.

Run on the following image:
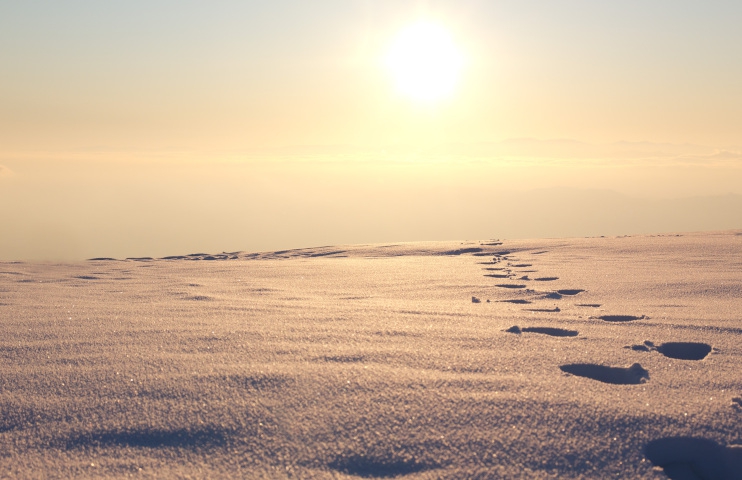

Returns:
1,1,741,260
3,0,742,150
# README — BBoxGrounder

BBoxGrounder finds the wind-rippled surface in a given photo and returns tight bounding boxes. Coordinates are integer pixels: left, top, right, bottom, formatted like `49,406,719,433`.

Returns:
1,232,740,478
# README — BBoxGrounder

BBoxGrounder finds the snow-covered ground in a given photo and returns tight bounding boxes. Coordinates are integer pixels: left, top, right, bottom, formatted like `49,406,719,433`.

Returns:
1,231,740,478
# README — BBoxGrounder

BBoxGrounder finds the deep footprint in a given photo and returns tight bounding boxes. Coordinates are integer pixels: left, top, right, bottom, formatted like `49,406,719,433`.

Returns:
496,284,527,289
559,363,649,384
598,315,646,322
499,299,532,304
656,342,712,360
507,326,577,337
576,304,601,308
645,437,742,480
534,277,559,281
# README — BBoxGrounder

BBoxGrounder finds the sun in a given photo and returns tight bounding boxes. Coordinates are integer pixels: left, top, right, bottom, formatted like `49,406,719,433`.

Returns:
385,21,464,104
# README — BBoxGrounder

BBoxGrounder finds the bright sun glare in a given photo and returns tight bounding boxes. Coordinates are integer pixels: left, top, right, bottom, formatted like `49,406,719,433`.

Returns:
385,21,463,104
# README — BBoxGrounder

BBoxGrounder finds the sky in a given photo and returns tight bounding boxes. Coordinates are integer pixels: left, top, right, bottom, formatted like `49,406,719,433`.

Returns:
1,1,741,260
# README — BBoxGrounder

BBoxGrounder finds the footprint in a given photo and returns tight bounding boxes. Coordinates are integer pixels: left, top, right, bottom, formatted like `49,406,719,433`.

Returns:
625,341,655,352
499,299,532,304
544,292,563,299
559,363,649,384
328,455,437,478
534,277,559,281
185,295,213,301
496,284,527,289
645,437,742,480
67,427,232,449
472,296,481,303
322,355,365,363
624,341,712,361
557,289,584,296
576,304,601,308
598,315,646,322
656,342,712,360
626,345,651,352
507,326,577,337
484,274,510,278
525,307,560,313
441,247,484,256
731,397,742,411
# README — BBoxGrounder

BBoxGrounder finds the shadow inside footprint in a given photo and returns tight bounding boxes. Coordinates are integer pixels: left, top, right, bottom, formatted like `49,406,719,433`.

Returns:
328,455,436,478
323,355,366,363
557,289,584,296
500,299,532,304
598,315,645,322
645,437,742,480
534,277,559,281
496,284,527,289
559,363,649,384
509,326,577,337
626,344,651,352
67,427,231,449
657,342,712,361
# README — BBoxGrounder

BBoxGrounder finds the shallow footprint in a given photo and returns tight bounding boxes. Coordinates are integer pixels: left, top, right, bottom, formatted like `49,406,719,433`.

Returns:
534,277,559,281
499,299,532,304
525,307,560,313
496,284,527,289
328,455,436,478
559,363,649,384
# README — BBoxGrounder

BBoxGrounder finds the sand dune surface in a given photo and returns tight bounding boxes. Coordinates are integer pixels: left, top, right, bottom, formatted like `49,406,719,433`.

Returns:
1,231,741,478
